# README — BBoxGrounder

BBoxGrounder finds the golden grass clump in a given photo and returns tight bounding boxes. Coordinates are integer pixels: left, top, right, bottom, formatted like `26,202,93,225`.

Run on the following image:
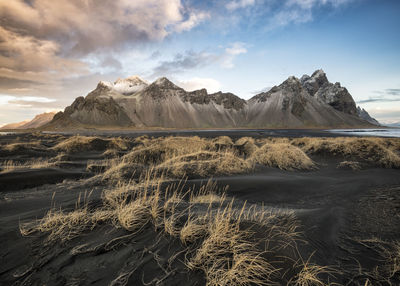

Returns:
116,200,151,232
250,143,315,170
337,161,361,170
212,136,234,149
157,150,252,177
0,142,45,155
291,137,400,168
52,136,129,153
125,136,213,164
1,159,53,172
234,137,257,156
180,215,209,244
20,207,115,242
291,259,334,286
187,201,276,286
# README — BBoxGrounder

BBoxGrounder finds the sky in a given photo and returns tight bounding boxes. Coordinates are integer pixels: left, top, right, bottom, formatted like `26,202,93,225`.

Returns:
0,0,399,125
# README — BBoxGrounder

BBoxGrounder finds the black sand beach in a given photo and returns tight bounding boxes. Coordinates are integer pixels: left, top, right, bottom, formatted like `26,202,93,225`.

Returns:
1,131,399,285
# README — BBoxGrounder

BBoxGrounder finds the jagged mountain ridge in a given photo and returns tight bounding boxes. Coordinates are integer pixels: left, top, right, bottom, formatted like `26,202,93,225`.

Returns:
45,70,378,129
357,107,380,125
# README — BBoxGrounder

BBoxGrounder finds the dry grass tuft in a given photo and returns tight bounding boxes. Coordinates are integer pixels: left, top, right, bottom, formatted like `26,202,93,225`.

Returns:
291,137,400,168
0,142,47,157
291,259,334,286
250,143,315,170
350,237,400,284
157,150,252,178
337,161,362,170
53,136,129,153
1,159,54,172
20,206,115,242
180,214,209,244
235,137,257,157
187,201,277,286
212,136,234,150
116,200,151,232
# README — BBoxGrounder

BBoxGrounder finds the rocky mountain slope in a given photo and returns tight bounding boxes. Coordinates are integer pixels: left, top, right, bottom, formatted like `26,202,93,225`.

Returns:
45,70,377,129
357,107,380,125
1,112,57,130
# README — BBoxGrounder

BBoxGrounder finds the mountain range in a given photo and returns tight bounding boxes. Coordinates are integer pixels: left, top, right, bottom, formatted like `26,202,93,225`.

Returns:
2,70,380,130
1,112,57,130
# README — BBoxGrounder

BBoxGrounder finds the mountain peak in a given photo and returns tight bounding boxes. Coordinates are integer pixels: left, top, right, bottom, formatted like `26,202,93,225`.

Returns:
154,77,172,85
113,76,148,95
310,69,329,85
98,81,114,89
279,76,303,93
114,75,147,85
151,77,181,89
300,69,329,96
311,69,326,77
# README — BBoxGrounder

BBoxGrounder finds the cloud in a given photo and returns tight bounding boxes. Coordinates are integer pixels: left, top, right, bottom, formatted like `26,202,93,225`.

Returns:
173,11,210,32
0,94,58,121
0,77,41,89
286,0,353,9
177,77,222,93
221,42,248,68
150,51,217,77
151,43,248,77
384,88,400,96
0,94,55,105
0,0,208,55
357,98,400,104
251,86,272,95
268,0,354,29
0,0,208,87
226,0,256,11
100,56,123,71
356,88,400,104
363,107,400,124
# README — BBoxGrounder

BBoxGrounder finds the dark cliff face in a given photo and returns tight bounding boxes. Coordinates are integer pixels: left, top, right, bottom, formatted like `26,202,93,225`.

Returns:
142,78,186,100
208,92,247,111
300,69,357,115
357,106,380,125
300,69,329,96
49,96,132,128
250,76,304,103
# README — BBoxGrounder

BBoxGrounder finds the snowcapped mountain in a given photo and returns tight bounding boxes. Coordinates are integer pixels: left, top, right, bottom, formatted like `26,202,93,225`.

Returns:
45,70,378,129
111,76,148,95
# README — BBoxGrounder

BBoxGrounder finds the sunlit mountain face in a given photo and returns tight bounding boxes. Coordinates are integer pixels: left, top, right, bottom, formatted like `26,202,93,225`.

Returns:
0,0,399,126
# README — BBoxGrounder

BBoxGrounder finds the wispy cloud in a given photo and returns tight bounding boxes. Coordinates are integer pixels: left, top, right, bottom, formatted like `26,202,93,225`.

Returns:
226,0,256,11
266,0,354,29
0,94,56,105
221,42,248,68
356,88,400,104
177,77,222,93
150,51,217,78
151,42,248,77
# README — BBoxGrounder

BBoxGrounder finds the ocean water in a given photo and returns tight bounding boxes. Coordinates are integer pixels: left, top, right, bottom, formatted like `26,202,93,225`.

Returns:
328,128,400,138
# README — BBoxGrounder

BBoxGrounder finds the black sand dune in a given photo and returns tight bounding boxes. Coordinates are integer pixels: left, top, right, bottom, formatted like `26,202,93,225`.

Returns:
1,131,399,285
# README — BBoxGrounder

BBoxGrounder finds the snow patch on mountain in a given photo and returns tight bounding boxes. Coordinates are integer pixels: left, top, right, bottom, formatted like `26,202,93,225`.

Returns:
97,76,148,96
